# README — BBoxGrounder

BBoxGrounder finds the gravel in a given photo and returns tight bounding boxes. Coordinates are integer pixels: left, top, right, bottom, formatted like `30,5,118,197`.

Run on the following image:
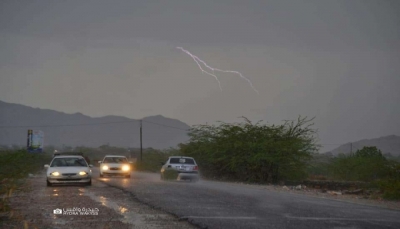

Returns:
2,172,197,229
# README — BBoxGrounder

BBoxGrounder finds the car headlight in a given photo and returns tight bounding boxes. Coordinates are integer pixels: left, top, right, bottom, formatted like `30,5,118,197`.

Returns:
122,165,130,171
102,165,109,170
79,171,87,176
51,172,60,176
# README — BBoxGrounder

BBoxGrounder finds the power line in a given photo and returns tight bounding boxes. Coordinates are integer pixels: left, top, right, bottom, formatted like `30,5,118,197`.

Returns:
142,120,189,131
0,120,350,146
0,120,139,128
0,119,189,131
318,143,345,145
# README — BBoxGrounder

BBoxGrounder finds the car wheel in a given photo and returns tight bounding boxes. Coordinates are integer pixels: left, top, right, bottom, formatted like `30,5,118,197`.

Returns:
86,179,92,186
46,180,52,187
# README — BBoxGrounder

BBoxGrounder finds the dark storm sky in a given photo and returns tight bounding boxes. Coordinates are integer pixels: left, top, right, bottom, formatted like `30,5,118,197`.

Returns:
1,0,399,151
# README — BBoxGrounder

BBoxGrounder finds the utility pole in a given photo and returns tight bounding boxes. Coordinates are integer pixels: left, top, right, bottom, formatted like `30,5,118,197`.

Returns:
140,120,143,162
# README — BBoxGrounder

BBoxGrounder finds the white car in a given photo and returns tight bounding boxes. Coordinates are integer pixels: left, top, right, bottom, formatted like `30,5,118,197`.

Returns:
160,156,199,182
98,155,132,178
44,155,92,186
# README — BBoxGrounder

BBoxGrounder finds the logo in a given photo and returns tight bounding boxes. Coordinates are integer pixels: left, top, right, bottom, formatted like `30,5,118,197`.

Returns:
53,208,63,214
53,207,99,215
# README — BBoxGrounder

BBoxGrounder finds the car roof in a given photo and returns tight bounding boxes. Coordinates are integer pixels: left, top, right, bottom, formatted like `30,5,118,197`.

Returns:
53,152,84,158
169,156,194,159
104,155,127,158
53,155,84,159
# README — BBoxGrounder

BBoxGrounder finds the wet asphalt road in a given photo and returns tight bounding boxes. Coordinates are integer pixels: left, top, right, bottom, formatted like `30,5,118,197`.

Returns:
94,169,400,229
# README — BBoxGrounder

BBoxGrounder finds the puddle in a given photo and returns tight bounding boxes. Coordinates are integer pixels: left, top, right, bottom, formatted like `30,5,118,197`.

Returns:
51,214,68,225
85,191,144,226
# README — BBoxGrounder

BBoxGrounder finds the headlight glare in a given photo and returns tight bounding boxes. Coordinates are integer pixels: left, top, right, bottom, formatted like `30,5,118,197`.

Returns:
51,172,60,176
122,165,130,171
102,165,109,170
79,171,87,176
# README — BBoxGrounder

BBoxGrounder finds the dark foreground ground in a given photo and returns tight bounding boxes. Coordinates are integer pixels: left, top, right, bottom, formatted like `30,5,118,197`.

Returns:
2,172,195,229
2,169,400,229
100,170,400,229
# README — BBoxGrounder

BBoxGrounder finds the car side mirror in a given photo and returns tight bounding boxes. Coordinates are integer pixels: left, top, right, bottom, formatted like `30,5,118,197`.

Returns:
44,164,49,168
89,164,93,168
98,161,102,164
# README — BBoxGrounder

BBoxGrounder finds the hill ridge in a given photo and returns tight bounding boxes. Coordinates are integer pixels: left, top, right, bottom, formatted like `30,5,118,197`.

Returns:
327,135,400,156
0,100,190,149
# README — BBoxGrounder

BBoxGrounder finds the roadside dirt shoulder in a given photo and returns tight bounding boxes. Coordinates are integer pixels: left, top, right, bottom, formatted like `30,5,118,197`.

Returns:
213,180,400,211
2,173,197,229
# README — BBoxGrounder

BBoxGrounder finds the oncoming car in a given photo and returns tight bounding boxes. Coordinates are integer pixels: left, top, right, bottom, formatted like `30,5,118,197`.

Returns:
98,155,132,178
44,155,92,186
160,156,199,182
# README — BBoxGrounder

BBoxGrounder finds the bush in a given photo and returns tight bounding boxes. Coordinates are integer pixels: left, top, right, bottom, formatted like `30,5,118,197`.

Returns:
376,179,400,200
135,148,180,172
329,147,390,182
180,116,318,183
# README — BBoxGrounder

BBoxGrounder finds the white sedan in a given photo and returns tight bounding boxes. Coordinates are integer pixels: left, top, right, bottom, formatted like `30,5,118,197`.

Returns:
99,155,132,178
44,155,92,186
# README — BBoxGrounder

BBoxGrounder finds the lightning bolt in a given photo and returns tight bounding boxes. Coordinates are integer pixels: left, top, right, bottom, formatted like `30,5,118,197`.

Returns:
177,47,222,91
177,47,259,94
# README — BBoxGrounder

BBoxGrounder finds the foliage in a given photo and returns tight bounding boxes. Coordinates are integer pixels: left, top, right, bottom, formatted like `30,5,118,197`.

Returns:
354,146,384,158
375,179,400,200
0,150,52,181
318,146,400,200
179,116,318,183
307,152,334,178
329,146,390,181
135,148,180,172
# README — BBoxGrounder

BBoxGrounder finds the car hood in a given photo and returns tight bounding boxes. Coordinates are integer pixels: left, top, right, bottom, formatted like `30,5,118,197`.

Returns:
47,167,91,174
101,163,127,167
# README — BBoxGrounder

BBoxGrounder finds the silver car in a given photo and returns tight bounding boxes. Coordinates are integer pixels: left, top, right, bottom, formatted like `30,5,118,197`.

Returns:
99,155,132,178
44,155,92,186
160,156,199,182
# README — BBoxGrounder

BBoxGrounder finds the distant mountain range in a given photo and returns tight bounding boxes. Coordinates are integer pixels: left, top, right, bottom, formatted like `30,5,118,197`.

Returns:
0,100,190,149
2,100,399,155
326,135,400,157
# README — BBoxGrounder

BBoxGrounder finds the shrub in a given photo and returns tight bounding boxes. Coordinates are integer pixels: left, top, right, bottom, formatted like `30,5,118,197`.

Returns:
376,179,400,200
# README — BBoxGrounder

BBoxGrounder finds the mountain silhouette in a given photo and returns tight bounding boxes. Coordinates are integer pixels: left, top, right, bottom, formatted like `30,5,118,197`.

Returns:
326,135,400,157
0,100,190,149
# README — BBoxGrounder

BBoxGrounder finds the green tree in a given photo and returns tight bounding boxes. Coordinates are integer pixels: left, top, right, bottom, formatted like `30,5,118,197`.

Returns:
330,146,389,181
180,116,318,183
355,146,384,158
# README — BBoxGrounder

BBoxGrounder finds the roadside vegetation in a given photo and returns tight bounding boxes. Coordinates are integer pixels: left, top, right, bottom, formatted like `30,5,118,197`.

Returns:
2,116,398,202
134,148,180,172
70,116,399,200
180,116,318,183
308,146,400,200
0,149,52,212
176,117,400,200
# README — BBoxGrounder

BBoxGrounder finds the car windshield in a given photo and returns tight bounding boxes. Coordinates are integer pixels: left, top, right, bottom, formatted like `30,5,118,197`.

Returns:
169,158,195,165
103,157,128,163
50,158,88,167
